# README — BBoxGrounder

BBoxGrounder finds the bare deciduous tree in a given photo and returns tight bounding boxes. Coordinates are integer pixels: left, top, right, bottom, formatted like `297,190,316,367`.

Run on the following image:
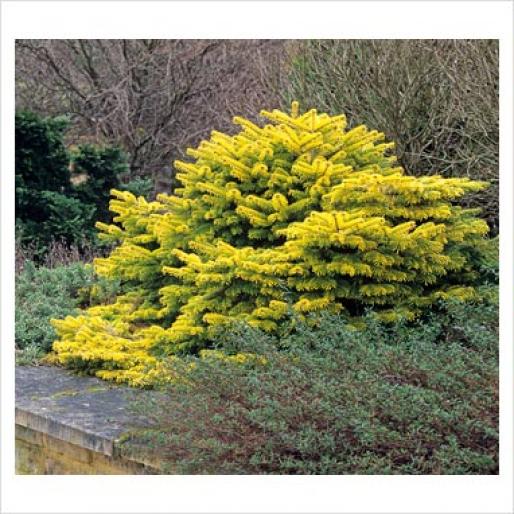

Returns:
282,40,499,232
16,39,287,183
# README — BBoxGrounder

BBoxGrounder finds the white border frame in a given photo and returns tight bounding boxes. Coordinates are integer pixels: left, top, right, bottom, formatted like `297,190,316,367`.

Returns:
1,1,513,513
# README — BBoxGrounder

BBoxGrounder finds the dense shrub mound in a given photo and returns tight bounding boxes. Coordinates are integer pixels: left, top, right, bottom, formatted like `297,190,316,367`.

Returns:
15,111,131,258
51,104,489,385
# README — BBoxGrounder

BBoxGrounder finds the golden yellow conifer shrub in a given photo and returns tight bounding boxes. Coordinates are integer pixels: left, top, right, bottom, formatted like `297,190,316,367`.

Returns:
50,103,489,386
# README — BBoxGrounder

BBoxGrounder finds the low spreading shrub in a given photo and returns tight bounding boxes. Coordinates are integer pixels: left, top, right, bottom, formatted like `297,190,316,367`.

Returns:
15,262,119,360
121,296,498,474
49,104,491,385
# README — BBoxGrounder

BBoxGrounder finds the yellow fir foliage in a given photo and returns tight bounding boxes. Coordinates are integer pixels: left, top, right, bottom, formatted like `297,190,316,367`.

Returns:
50,103,489,386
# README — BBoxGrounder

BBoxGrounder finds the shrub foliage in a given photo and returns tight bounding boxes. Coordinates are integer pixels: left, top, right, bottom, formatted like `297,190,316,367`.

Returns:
71,144,130,225
15,111,129,258
15,111,94,255
16,263,96,355
51,104,489,385
121,304,498,474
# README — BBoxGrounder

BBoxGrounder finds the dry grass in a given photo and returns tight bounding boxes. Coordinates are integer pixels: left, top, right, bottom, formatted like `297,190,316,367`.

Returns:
15,237,106,273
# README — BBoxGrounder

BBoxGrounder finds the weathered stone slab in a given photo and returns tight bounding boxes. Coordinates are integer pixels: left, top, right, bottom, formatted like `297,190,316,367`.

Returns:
15,365,160,474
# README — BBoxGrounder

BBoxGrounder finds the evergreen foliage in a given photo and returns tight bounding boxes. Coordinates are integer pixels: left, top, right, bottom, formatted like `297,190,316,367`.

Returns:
50,104,490,385
15,111,71,192
15,111,93,254
71,144,130,224
16,262,120,356
119,177,154,199
15,111,129,257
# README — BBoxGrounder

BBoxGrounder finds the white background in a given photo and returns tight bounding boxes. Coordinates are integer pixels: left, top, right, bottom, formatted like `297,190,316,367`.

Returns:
1,1,513,513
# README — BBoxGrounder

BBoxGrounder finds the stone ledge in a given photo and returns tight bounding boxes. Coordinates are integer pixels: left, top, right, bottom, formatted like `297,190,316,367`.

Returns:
16,424,157,475
15,365,160,474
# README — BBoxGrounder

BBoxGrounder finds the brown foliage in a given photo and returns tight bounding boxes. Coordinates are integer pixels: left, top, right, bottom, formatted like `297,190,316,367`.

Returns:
281,40,499,231
15,237,106,273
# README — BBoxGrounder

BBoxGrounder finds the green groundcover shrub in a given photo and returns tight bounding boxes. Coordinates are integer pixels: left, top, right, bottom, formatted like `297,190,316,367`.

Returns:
15,262,119,362
122,290,498,475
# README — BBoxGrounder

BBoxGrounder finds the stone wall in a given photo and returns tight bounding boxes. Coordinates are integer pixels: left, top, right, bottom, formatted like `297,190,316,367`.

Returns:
15,366,161,475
